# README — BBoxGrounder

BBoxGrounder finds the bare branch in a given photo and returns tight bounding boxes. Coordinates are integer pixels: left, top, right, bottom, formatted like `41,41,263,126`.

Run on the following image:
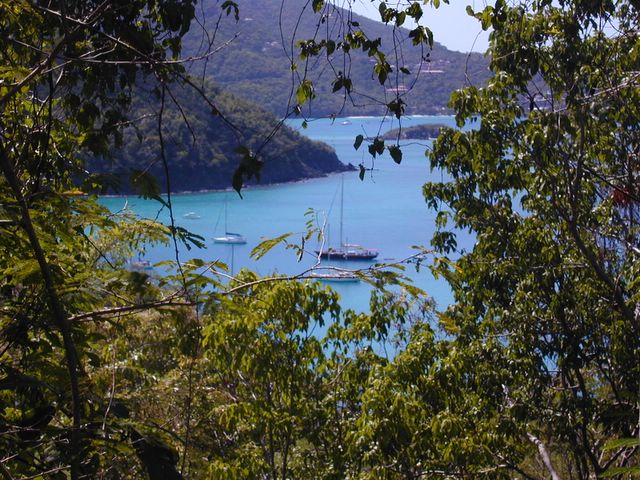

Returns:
68,298,194,323
527,433,562,480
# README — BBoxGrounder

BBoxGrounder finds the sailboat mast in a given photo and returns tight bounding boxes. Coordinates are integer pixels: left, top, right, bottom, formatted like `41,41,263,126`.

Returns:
231,244,235,275
224,194,228,233
339,175,344,248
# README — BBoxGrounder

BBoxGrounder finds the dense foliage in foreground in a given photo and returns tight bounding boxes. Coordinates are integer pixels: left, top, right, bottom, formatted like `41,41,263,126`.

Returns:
423,0,640,476
1,0,638,479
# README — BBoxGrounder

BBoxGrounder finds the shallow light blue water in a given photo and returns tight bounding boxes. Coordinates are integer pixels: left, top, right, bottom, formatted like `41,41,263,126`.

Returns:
101,115,471,313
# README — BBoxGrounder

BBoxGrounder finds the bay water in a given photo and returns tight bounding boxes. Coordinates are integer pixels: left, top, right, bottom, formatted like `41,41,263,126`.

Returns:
101,115,471,313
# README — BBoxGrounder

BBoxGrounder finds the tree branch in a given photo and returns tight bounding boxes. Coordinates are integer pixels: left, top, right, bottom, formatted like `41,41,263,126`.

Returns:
0,141,82,479
527,433,562,480
68,298,194,323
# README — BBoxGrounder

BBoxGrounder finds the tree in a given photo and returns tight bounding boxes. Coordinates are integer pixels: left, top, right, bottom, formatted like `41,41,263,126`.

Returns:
0,1,435,478
0,1,202,477
17,0,640,478
198,274,424,480
419,0,640,476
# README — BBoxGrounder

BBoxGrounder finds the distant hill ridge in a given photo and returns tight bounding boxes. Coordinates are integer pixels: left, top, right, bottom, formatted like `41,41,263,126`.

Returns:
184,0,491,117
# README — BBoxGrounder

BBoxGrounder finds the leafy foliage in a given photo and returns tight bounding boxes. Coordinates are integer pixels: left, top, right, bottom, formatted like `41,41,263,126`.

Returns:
0,3,433,477
423,0,640,476
3,0,638,479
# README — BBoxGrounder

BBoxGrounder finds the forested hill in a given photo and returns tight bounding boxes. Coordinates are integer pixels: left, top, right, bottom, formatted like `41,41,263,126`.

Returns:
183,0,491,117
91,84,350,193
92,1,488,194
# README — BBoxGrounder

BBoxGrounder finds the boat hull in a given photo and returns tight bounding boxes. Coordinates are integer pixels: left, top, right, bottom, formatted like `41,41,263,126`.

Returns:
315,247,378,260
310,272,360,283
213,233,247,244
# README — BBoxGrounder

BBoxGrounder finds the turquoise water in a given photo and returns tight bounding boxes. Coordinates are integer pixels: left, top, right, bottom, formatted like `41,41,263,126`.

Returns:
101,115,470,313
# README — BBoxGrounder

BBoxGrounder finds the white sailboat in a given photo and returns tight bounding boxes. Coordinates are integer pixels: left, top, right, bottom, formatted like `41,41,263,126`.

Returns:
183,211,200,220
213,195,246,244
213,231,246,244
315,176,378,260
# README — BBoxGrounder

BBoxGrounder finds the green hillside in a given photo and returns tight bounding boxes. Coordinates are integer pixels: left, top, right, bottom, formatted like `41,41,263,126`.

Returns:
91,83,350,193
183,0,491,117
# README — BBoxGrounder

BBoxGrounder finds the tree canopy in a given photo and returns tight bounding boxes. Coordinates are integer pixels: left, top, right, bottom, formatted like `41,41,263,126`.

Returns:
0,1,431,477
424,0,640,476
1,1,200,477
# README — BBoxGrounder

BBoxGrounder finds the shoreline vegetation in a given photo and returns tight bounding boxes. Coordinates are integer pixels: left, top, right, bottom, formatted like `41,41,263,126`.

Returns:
94,108,451,196
96,112,452,197
96,114,451,198
89,86,353,195
98,163,357,197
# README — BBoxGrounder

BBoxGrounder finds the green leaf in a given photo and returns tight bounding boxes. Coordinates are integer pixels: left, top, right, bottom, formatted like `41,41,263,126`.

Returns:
170,226,206,250
407,2,423,21
129,169,167,207
388,145,402,164
251,233,294,260
232,149,263,195
312,0,324,13
600,466,640,478
374,59,391,84
326,39,336,55
296,79,315,105
234,145,251,156
425,27,434,48
221,0,239,21
387,98,405,119
232,168,244,197
368,137,385,157
603,438,640,450
354,134,364,150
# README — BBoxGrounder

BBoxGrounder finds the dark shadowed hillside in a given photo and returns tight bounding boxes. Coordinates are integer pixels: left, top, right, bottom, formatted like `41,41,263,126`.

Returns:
90,83,350,193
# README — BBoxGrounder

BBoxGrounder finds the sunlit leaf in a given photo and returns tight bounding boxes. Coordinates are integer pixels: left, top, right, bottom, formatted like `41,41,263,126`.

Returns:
251,233,294,260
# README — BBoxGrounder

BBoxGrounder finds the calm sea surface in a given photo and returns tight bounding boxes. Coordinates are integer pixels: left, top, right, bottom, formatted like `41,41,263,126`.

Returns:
101,116,472,313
